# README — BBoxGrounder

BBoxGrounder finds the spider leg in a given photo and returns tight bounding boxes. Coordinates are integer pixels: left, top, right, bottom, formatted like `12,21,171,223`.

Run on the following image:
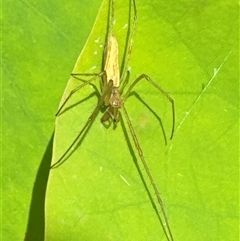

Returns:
51,80,113,168
56,71,106,116
123,74,175,139
122,105,174,241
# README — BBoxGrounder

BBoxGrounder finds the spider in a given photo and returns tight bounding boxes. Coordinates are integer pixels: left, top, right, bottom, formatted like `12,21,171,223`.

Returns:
51,0,175,240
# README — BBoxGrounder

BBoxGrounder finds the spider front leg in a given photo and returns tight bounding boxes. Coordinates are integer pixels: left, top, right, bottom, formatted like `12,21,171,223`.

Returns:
56,71,106,116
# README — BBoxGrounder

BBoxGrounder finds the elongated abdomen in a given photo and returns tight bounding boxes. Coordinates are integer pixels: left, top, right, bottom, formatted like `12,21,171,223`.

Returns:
104,35,120,87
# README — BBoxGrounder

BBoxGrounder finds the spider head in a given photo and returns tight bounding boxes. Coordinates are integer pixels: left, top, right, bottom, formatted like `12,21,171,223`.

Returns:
101,87,123,128
109,87,122,108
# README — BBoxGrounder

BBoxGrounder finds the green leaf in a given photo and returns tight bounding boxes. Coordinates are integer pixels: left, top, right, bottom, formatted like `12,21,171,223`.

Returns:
46,0,238,241
3,0,102,240
45,0,239,241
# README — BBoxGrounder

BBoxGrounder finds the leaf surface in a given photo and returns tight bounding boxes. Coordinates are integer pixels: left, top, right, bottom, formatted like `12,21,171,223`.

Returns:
45,0,238,240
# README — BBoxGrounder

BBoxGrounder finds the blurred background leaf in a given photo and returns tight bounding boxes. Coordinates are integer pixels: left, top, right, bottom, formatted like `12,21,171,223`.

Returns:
3,0,238,241
3,0,102,240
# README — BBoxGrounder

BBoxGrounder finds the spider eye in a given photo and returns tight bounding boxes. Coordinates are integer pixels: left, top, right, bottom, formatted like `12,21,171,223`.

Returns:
112,100,119,107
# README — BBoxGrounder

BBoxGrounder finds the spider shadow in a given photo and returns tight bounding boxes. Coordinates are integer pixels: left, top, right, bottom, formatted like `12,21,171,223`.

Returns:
127,91,168,145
